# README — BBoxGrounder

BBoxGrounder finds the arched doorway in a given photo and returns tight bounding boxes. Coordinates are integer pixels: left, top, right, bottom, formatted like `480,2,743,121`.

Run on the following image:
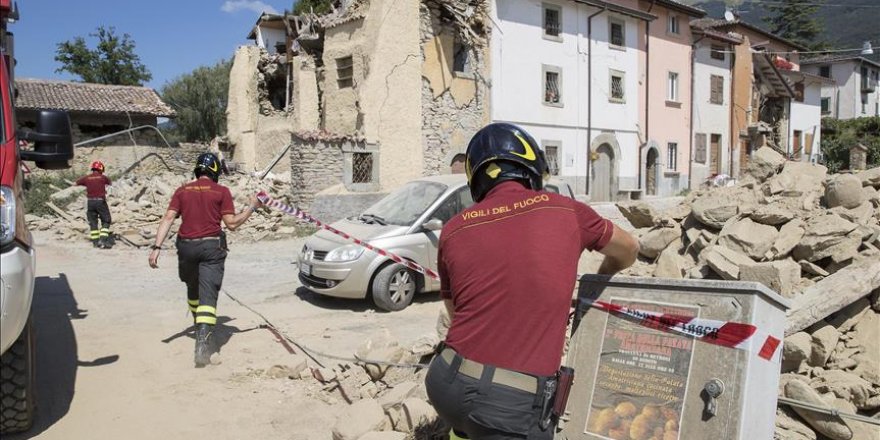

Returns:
591,143,615,202
646,148,659,196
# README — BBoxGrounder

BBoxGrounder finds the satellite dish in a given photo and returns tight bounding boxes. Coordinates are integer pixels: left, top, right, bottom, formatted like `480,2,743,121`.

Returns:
724,9,736,21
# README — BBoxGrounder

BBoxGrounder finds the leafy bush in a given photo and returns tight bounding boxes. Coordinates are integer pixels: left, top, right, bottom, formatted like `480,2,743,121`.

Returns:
820,116,880,173
23,171,81,217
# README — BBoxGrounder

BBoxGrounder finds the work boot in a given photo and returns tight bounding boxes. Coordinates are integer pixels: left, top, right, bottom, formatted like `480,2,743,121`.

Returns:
194,323,212,368
92,239,100,248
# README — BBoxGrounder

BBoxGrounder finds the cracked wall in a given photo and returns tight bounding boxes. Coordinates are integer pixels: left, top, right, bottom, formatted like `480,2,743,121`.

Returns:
420,1,489,175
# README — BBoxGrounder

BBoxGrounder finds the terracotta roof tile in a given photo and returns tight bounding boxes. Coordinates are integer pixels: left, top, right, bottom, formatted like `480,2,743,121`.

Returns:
15,78,176,117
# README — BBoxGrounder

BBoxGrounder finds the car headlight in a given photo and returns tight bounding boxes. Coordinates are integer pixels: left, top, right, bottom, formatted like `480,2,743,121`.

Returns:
0,186,15,246
324,244,364,262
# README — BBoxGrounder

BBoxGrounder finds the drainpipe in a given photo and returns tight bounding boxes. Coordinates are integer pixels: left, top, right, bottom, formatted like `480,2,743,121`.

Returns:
728,45,736,175
638,0,656,194
585,5,607,196
688,35,704,190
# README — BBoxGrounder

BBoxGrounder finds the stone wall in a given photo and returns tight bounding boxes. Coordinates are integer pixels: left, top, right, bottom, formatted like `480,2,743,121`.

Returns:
290,138,346,208
419,1,489,176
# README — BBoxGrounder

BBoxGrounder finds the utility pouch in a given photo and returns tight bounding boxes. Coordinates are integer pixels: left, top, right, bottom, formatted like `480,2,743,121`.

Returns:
219,231,229,252
552,366,575,418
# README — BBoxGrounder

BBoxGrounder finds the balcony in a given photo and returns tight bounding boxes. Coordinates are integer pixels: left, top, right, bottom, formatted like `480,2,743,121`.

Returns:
863,78,877,93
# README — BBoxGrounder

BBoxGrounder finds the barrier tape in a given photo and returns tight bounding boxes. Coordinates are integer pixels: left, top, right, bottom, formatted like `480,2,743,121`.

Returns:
257,192,438,280
257,193,781,362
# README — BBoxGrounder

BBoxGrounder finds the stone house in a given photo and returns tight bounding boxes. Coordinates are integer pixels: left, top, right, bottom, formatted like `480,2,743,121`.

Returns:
14,78,175,145
226,0,489,217
800,55,880,120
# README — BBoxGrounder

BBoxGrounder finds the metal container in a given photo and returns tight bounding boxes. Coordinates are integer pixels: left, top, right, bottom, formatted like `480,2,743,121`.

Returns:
561,276,790,440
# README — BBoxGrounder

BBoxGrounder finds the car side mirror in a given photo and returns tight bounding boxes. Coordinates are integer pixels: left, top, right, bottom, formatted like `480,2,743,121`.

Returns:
422,218,443,231
18,110,74,170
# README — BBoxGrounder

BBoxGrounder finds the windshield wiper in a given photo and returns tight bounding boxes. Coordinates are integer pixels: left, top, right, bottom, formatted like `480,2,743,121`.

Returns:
359,214,387,225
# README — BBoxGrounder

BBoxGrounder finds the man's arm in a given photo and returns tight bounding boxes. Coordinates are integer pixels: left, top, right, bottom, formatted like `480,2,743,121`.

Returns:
221,195,262,231
148,209,178,268
596,224,640,275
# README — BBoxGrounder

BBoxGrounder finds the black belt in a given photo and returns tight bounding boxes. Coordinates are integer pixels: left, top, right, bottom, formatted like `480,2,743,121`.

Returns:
178,236,220,242
440,348,539,394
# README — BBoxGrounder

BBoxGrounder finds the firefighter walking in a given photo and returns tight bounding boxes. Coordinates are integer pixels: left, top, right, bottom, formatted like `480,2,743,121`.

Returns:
426,123,640,439
147,153,261,367
76,160,113,248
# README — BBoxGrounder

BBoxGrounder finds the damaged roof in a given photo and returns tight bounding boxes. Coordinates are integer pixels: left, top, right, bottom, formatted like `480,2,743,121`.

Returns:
15,78,176,117
690,17,807,51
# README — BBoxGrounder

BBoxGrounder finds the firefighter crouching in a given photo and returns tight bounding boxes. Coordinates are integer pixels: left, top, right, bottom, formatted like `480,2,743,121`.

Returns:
76,160,113,249
426,123,640,439
147,153,262,367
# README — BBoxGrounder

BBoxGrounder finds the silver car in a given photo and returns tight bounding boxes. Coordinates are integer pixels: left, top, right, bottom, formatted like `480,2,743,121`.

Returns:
298,174,574,311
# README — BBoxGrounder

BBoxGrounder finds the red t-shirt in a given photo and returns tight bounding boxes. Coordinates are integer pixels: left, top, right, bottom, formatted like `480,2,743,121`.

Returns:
439,181,613,376
168,178,235,239
76,172,111,198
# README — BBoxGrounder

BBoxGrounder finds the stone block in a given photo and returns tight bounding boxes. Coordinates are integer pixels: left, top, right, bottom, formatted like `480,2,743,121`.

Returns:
857,166,880,188
654,242,685,279
811,370,873,410
825,174,864,209
792,215,858,262
718,217,779,259
394,398,438,434
704,246,753,280
808,322,841,367
781,332,812,373
751,204,796,225
615,201,656,228
332,399,390,440
747,146,786,181
798,260,830,277
784,380,852,440
638,225,681,259
377,381,420,410
739,259,801,297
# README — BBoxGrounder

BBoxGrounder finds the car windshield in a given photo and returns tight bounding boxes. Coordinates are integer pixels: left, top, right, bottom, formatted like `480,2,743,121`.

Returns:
362,181,447,226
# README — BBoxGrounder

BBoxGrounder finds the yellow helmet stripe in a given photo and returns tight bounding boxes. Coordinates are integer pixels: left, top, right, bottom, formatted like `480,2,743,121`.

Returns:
512,134,537,161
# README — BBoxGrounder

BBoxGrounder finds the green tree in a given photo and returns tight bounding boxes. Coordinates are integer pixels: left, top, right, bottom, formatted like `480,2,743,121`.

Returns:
820,117,880,173
160,60,232,143
55,26,152,86
293,0,333,15
762,0,826,50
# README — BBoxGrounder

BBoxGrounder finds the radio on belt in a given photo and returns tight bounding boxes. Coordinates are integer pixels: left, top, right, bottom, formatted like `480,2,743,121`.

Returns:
562,276,790,440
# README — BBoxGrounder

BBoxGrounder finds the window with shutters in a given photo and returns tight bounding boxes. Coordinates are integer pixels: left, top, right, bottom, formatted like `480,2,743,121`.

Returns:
710,75,724,105
667,14,680,35
820,97,831,114
543,4,562,41
794,82,804,102
609,18,625,49
337,56,354,88
543,65,562,106
710,45,725,61
610,70,625,103
694,133,707,164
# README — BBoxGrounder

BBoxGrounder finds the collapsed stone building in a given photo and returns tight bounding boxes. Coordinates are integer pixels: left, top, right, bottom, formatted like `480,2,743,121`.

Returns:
226,0,489,219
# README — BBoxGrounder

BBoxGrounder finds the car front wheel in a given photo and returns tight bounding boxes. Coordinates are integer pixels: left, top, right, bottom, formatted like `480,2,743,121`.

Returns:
0,317,35,434
371,263,417,312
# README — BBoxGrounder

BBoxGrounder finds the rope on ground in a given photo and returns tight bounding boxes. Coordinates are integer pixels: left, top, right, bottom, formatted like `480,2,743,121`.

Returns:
777,396,880,426
221,288,431,371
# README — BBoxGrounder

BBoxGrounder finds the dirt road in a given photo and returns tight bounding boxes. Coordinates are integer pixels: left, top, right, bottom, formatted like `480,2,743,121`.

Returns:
8,232,445,440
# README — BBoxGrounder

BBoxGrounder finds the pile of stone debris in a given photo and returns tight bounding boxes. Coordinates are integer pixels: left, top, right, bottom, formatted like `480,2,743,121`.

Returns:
248,332,444,440
616,148,880,440
26,171,302,248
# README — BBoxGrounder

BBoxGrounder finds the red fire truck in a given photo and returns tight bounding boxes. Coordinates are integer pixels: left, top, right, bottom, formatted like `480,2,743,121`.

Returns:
0,0,74,433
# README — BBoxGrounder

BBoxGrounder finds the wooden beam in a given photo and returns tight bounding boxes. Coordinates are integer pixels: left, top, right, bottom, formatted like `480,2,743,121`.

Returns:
785,258,880,336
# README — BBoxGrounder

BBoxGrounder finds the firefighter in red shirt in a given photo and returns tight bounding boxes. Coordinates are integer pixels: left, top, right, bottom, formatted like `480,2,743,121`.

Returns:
76,160,113,248
425,123,640,439
147,153,261,368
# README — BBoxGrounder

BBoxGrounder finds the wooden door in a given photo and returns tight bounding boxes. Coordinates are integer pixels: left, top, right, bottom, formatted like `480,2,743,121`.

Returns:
591,144,614,202
710,134,722,175
793,130,802,158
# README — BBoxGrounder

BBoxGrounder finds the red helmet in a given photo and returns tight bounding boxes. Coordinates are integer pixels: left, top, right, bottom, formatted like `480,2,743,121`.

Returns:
91,161,105,173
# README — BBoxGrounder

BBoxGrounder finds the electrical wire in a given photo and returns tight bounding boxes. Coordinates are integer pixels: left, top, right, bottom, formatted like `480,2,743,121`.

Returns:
740,0,880,7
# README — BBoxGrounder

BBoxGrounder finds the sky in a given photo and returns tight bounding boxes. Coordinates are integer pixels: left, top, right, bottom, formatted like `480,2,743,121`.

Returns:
11,0,290,90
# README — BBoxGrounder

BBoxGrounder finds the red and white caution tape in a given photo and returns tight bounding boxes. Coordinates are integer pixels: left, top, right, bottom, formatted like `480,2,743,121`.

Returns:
256,192,439,280
257,192,781,362
584,299,781,361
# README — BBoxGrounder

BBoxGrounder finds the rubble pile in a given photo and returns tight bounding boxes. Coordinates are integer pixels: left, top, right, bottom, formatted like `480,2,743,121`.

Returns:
26,171,301,248
249,332,444,440
616,148,880,439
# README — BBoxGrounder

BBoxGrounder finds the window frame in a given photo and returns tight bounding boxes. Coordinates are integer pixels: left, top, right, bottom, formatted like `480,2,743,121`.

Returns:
542,140,561,176
667,14,680,35
667,142,678,171
667,71,679,103
336,55,354,89
609,69,625,103
694,133,707,164
452,38,473,77
542,64,563,107
820,97,831,115
710,45,726,61
818,65,831,78
609,17,626,50
542,3,563,42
